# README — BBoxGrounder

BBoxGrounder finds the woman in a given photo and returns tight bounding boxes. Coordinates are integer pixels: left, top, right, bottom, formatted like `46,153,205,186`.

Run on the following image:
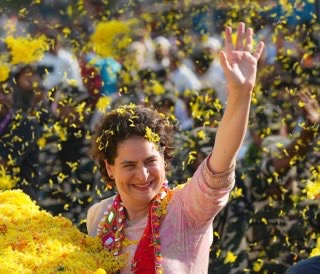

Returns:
87,22,264,273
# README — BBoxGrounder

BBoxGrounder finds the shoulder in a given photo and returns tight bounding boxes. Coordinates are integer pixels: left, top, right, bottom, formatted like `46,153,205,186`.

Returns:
87,196,114,220
167,183,187,206
87,196,115,236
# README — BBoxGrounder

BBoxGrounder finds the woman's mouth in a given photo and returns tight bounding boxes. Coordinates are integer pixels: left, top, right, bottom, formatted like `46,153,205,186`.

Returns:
132,182,152,190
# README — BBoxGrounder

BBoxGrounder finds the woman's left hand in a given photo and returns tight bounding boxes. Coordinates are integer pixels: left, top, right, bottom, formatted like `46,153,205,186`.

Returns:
220,22,264,95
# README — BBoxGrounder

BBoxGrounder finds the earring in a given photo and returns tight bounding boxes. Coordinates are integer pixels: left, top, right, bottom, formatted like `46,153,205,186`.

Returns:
109,174,114,180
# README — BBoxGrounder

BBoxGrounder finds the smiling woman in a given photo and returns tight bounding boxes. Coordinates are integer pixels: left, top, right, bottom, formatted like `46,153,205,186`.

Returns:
87,103,237,274
86,22,264,274
105,136,166,213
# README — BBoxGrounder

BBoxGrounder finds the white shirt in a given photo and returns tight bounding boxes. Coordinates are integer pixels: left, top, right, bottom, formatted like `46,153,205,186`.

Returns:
170,64,201,95
198,60,227,104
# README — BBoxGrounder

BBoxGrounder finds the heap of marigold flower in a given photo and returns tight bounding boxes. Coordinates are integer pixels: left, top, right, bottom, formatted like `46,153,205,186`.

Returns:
0,189,127,273
0,166,17,190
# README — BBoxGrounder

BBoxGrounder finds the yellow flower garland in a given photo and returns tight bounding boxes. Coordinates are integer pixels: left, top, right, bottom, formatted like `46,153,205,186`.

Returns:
0,190,127,273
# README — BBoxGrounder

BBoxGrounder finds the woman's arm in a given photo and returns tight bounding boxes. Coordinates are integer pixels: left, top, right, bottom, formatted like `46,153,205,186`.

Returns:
209,23,264,173
172,23,264,226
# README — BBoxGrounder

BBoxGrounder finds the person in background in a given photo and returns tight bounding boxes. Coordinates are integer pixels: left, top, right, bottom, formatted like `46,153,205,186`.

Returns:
153,36,172,72
37,31,84,91
38,84,94,224
193,36,228,105
11,64,44,114
243,89,320,272
0,80,41,201
86,22,264,273
286,256,320,274
168,48,201,95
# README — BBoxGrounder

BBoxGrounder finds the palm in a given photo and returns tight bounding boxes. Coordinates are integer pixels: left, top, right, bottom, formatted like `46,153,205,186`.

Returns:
220,23,264,93
226,51,257,90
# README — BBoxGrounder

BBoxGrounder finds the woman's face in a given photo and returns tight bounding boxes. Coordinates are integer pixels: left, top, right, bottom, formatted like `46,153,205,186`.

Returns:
105,136,166,209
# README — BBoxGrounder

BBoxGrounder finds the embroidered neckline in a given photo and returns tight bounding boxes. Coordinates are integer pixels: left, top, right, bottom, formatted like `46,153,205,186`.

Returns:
97,184,172,274
125,213,148,227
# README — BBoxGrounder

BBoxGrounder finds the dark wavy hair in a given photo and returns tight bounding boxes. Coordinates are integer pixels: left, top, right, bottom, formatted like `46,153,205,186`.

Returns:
90,104,175,185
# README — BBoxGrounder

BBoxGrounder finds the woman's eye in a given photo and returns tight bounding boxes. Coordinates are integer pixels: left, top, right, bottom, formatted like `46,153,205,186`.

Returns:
146,159,156,165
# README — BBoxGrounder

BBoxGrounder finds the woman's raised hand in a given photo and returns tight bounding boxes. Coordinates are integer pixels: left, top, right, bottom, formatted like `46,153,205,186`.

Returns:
219,22,264,95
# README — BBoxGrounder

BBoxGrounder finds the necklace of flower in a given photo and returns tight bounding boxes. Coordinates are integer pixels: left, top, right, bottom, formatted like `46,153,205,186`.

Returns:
97,184,172,274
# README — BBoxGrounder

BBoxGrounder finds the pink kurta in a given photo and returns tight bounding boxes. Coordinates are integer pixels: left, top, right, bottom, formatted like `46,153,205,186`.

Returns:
87,155,235,273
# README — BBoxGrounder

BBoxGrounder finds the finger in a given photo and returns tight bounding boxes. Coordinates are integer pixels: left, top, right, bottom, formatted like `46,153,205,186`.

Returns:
303,89,312,98
298,92,308,103
244,27,253,53
298,92,314,107
219,50,232,75
235,22,245,50
299,89,311,100
253,41,265,60
225,26,234,56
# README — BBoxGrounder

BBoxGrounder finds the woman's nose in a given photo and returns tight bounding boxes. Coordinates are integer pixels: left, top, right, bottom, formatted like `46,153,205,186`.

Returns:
136,166,149,181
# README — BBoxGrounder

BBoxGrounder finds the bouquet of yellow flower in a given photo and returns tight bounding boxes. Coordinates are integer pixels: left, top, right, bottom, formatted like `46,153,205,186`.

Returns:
90,20,136,58
0,35,49,83
4,35,48,65
0,190,127,274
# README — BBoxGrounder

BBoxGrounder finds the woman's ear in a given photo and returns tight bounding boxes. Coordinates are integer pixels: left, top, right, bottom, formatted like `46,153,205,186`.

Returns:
104,160,114,178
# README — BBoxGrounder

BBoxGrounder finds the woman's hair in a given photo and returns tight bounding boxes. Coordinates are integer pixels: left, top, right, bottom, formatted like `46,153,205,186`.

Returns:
90,104,175,184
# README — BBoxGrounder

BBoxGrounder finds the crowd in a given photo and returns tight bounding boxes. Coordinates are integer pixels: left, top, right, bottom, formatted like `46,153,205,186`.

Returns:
0,1,319,273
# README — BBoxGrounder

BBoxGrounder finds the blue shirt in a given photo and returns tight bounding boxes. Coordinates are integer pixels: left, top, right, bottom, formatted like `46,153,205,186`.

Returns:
286,256,320,274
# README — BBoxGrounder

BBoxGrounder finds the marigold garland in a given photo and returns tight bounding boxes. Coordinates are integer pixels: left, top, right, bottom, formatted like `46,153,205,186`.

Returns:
0,189,127,273
97,185,171,273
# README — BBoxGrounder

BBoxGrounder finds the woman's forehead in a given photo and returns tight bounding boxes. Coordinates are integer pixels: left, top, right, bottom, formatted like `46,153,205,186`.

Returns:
115,137,161,159
118,136,159,151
